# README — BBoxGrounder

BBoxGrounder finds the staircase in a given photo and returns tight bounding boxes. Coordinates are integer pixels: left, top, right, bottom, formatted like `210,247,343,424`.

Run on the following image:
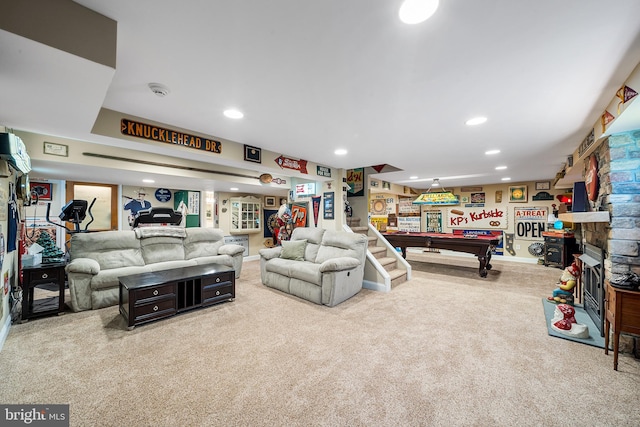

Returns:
347,217,409,290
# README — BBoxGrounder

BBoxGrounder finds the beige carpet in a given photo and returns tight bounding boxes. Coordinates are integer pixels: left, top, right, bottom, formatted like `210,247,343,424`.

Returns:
2,253,639,427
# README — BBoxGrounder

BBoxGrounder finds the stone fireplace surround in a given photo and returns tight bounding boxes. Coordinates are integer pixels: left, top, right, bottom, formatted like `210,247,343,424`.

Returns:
576,131,640,356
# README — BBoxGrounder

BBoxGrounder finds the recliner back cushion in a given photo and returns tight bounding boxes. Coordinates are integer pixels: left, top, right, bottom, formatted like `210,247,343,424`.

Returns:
183,227,225,259
140,236,186,264
315,230,367,264
69,230,144,270
290,227,325,262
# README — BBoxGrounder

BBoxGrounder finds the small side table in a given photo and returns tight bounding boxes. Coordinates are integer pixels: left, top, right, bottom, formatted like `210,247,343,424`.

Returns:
604,281,640,370
21,261,66,321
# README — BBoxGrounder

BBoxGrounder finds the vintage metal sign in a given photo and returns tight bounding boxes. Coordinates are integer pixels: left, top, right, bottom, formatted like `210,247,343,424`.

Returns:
448,207,508,229
514,207,547,240
413,191,459,205
317,166,331,177
121,119,222,153
275,155,308,174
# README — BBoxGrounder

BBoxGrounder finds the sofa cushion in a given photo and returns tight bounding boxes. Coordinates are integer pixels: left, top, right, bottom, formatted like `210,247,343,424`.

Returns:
183,228,225,259
265,258,322,285
90,265,151,291
290,228,325,262
140,236,186,264
281,239,307,261
69,231,144,270
147,260,196,272
316,231,367,264
265,257,293,276
288,261,322,285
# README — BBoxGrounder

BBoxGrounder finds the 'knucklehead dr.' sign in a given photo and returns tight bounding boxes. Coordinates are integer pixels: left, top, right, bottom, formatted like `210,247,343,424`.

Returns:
121,119,222,154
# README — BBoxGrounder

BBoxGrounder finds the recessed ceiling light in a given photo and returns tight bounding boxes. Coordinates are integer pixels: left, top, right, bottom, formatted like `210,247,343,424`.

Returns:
142,179,155,183
466,117,487,126
224,109,244,119
230,187,239,191
495,166,507,170
485,149,501,155
334,149,348,155
399,0,439,24
501,177,511,181
409,176,418,180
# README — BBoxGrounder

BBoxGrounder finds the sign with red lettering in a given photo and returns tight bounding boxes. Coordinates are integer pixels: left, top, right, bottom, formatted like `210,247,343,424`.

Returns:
448,207,508,229
275,155,308,174
121,119,222,153
347,168,364,197
514,207,548,240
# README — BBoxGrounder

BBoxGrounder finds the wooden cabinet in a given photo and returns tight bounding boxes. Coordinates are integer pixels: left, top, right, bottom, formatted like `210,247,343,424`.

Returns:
230,196,261,233
604,281,640,370
21,262,66,321
543,233,576,268
119,264,235,329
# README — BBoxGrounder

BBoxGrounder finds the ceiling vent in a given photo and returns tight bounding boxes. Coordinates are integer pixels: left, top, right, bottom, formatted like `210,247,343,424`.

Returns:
148,83,170,97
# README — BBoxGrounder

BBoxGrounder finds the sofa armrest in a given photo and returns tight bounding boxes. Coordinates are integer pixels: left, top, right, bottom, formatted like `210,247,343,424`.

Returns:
219,243,245,257
259,247,282,260
319,257,360,273
66,258,100,275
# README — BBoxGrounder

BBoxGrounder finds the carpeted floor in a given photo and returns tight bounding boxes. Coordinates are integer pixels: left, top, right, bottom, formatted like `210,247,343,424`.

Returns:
1,253,639,426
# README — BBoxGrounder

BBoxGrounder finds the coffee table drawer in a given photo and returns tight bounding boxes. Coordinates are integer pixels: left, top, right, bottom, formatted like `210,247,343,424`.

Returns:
134,298,176,323
203,271,234,286
134,283,175,303
202,283,234,305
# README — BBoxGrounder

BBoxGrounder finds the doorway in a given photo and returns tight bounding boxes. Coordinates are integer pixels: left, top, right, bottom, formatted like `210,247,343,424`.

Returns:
65,181,119,231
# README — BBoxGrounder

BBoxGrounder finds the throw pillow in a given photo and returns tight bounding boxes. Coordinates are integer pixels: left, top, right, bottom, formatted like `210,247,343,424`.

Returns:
280,239,307,261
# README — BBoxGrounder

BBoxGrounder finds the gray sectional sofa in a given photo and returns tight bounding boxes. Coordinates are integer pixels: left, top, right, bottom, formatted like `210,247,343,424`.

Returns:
259,227,368,307
65,227,244,312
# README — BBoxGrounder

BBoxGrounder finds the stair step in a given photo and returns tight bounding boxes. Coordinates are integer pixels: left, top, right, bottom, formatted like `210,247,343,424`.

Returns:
367,236,377,246
388,268,407,287
351,226,369,233
368,246,386,258
377,256,397,271
347,217,361,227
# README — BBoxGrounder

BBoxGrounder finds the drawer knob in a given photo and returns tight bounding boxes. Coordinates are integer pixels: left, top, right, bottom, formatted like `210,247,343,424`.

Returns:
153,289,159,296
216,278,220,283
153,305,158,312
216,290,220,296
41,273,48,279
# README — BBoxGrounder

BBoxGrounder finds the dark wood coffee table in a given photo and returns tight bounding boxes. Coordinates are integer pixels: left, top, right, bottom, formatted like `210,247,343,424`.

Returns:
119,263,235,329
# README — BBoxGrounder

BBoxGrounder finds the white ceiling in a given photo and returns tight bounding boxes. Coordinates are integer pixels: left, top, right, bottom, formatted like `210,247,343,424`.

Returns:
2,0,640,194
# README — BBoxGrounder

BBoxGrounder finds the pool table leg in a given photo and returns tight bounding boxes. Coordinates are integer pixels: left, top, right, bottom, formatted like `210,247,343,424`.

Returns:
478,247,493,278
486,248,493,271
478,256,488,277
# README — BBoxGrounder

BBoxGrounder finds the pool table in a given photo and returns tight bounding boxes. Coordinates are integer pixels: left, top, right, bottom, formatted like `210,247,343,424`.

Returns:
382,232,500,277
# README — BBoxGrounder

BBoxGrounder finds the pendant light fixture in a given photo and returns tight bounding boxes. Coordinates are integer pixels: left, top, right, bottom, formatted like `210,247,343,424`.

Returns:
412,178,460,205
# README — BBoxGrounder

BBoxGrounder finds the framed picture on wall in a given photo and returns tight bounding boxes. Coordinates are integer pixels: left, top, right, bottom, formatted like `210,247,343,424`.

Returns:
509,185,527,202
264,196,276,208
535,181,550,190
30,182,52,201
